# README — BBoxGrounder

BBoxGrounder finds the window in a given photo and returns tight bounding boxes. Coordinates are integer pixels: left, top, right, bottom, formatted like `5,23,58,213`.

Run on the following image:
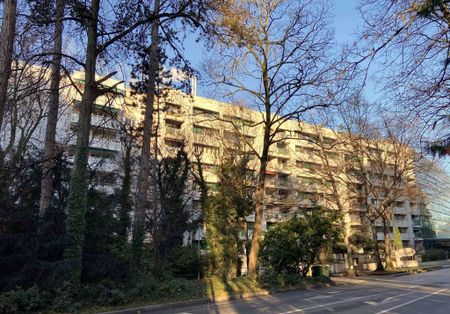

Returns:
298,176,321,186
193,107,217,118
89,147,117,159
277,143,287,154
224,131,239,144
297,132,317,142
323,137,336,145
194,144,219,157
206,182,218,191
192,200,202,211
165,139,183,152
224,115,254,127
193,126,202,134
278,158,288,170
166,120,182,136
91,125,117,140
396,201,405,208
165,103,182,115
93,171,116,185
193,125,218,137
325,152,339,160
303,147,319,158
298,161,321,172
92,103,120,118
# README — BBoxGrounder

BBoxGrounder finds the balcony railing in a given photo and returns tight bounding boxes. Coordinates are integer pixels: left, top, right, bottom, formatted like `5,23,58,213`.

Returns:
166,127,182,137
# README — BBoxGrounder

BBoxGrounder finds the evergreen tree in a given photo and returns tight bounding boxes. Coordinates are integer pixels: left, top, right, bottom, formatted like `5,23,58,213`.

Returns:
204,155,254,279
393,226,403,251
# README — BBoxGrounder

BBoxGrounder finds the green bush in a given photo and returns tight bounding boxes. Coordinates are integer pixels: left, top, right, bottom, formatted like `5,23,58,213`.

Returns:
421,250,448,262
50,282,81,313
258,269,303,289
260,208,341,276
155,278,206,300
0,286,46,314
127,274,158,300
167,245,206,279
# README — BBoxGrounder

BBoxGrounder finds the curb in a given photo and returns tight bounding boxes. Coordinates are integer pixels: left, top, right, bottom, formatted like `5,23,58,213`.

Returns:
99,281,335,314
99,298,210,314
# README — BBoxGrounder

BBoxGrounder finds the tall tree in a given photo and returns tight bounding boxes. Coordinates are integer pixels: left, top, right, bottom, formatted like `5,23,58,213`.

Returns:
38,0,66,219
131,0,161,269
204,154,255,278
0,0,17,134
301,124,357,274
62,0,190,282
337,99,422,270
148,147,192,277
129,0,212,268
207,0,338,275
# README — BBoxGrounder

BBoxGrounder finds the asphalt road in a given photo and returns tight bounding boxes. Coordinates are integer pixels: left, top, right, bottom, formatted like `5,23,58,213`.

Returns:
153,268,450,314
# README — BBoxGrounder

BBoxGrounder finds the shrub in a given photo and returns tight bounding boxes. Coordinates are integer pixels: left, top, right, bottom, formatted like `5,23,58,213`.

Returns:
260,208,341,276
421,250,448,262
258,269,303,289
167,245,206,279
0,286,45,314
155,278,206,300
127,274,158,300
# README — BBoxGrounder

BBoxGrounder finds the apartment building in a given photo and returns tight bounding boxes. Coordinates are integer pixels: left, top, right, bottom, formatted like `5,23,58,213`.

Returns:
157,90,423,250
1,64,427,255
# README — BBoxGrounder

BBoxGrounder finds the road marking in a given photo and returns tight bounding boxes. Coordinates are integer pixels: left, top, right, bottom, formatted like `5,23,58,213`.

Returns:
380,288,418,303
375,288,448,314
275,295,372,314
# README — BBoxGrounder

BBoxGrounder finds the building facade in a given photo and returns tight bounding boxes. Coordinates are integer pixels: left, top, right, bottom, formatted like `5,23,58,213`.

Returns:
1,66,431,262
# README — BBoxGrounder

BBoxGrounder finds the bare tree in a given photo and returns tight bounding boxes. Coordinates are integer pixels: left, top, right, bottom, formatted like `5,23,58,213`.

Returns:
300,125,356,273
206,0,338,275
355,0,450,154
337,99,422,270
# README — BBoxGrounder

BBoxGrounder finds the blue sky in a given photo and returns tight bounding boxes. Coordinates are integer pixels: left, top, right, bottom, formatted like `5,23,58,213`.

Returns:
182,0,362,97
179,0,450,174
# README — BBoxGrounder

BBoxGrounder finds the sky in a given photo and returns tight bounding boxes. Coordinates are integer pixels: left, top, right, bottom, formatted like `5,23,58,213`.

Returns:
182,0,362,97
179,0,450,176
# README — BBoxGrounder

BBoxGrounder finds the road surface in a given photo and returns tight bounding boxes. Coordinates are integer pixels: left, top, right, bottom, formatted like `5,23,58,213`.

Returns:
153,268,450,314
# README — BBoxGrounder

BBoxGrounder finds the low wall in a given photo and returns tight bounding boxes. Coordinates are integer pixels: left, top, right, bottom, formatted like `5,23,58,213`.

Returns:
419,259,450,268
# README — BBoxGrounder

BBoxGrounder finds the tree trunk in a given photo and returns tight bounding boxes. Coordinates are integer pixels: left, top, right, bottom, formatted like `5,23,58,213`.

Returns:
343,232,354,273
328,172,354,273
370,223,384,271
39,0,65,219
0,0,17,132
63,0,99,284
247,145,268,275
132,0,160,269
248,52,272,276
118,138,132,238
383,218,393,270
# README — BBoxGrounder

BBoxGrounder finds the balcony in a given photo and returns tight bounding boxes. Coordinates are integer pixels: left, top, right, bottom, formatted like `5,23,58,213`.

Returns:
412,219,422,228
165,127,183,138
71,113,118,130
165,104,184,119
265,174,293,189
